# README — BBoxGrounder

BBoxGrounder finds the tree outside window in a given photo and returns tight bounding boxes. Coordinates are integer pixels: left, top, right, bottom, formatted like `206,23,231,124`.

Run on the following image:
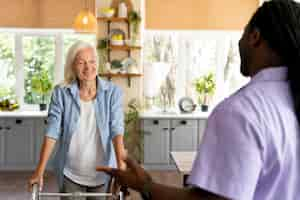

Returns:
23,36,55,104
0,33,16,99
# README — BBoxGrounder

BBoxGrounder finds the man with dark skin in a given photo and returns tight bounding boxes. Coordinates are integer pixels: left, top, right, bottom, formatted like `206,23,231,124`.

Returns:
98,1,300,199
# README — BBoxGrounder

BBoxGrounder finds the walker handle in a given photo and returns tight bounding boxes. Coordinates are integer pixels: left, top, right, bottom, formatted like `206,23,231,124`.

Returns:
31,184,39,200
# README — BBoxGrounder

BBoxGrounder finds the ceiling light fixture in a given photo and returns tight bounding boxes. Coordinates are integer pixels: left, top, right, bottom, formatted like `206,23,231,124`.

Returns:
73,0,97,33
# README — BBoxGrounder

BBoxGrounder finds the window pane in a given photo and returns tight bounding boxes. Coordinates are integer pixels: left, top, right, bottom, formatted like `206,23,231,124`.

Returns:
223,38,249,97
0,33,16,98
63,33,96,59
181,37,217,103
143,32,178,109
23,36,55,104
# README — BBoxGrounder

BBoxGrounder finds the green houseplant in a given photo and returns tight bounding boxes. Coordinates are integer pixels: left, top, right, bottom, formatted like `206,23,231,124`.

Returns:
124,98,143,162
194,73,216,112
31,69,53,111
97,38,109,73
128,10,141,46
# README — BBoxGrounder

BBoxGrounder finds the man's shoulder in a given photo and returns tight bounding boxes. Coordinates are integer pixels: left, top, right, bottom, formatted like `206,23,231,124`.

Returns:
213,85,261,119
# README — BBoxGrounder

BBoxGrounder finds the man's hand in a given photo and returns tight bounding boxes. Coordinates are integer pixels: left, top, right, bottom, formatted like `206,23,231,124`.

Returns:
96,156,152,192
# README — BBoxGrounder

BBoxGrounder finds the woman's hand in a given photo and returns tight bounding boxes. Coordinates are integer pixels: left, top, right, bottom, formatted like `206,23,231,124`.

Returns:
118,160,127,171
28,170,44,192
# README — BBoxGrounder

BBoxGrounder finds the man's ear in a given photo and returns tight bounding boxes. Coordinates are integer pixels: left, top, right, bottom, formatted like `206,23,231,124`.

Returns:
249,28,262,47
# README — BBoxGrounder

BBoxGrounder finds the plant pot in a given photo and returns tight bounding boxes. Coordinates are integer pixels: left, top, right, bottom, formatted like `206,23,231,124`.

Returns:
201,104,209,112
39,104,47,111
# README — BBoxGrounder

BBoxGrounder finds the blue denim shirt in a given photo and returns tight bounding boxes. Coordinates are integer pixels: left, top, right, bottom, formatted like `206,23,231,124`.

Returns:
45,76,124,189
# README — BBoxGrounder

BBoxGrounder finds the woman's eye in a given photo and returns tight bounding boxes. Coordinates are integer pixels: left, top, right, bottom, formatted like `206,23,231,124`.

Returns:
89,60,96,65
77,61,84,65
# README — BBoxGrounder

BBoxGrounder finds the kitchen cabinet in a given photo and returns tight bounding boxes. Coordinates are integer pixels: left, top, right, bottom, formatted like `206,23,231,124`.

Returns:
141,116,208,170
1,119,35,170
0,116,57,171
143,119,170,167
170,119,198,152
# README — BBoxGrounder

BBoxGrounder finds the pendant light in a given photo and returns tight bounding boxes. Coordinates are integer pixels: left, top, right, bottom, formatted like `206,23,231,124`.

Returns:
73,0,97,33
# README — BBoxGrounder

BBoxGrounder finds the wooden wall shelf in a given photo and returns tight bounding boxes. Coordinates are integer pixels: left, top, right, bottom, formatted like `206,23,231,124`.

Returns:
97,17,129,23
99,73,142,87
98,6,142,88
109,45,141,51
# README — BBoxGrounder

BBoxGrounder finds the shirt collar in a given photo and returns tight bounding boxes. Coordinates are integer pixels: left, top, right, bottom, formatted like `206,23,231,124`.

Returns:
250,66,288,84
67,76,109,96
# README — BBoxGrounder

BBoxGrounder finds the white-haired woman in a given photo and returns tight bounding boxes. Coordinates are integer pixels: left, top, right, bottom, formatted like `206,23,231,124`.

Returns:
28,41,126,200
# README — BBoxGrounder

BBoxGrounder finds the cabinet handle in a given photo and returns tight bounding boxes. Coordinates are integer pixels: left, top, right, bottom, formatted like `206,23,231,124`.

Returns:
153,120,159,125
180,120,187,125
5,126,11,130
163,128,168,131
44,119,48,125
16,119,22,124
0,127,2,130
171,128,176,131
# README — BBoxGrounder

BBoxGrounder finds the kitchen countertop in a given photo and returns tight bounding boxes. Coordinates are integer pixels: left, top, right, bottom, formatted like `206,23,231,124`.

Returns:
0,110,211,119
139,110,211,119
0,110,47,118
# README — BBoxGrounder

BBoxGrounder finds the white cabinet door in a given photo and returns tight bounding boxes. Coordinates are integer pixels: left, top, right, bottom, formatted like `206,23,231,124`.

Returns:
143,119,170,165
0,119,4,167
3,119,35,170
198,119,207,149
170,119,198,152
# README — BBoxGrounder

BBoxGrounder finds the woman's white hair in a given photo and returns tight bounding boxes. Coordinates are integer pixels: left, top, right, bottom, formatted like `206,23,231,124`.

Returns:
63,40,98,85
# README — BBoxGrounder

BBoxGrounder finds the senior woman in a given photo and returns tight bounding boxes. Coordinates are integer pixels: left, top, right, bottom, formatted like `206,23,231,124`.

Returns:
28,41,126,200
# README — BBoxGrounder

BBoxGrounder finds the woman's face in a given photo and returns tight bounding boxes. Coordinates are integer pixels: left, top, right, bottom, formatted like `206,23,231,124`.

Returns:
73,47,98,82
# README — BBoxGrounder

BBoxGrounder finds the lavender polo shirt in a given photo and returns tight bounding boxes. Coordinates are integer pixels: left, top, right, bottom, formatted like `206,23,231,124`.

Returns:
187,67,300,200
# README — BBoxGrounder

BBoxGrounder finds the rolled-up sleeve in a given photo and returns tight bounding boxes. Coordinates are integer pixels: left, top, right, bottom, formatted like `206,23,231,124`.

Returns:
187,104,264,200
45,86,63,140
109,86,124,138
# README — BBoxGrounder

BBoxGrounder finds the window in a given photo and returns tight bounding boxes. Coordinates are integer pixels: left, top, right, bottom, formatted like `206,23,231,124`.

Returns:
143,30,249,110
0,29,96,106
23,36,55,104
0,33,16,98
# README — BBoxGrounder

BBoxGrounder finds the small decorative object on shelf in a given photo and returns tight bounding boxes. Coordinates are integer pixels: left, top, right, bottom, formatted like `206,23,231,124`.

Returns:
109,28,125,46
99,7,115,18
128,10,141,46
110,59,123,73
122,57,139,74
118,0,128,18
194,72,216,112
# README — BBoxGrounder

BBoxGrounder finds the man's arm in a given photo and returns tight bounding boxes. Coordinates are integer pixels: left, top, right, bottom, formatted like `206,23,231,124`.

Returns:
97,157,229,200
149,182,229,200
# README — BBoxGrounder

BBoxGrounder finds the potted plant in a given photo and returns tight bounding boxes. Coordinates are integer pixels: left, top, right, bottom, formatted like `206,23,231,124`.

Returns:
124,98,143,162
31,69,53,111
194,73,216,112
97,38,109,73
128,10,141,46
